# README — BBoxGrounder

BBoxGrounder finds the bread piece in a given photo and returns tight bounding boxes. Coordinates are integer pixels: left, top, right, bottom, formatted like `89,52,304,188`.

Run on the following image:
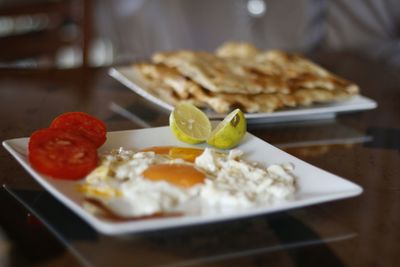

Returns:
152,51,288,94
133,63,355,114
215,43,359,95
196,87,352,114
216,41,260,59
133,63,206,107
132,42,359,114
256,50,359,94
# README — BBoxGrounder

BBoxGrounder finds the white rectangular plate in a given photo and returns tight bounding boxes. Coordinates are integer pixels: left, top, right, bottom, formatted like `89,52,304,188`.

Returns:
109,67,377,123
3,127,362,235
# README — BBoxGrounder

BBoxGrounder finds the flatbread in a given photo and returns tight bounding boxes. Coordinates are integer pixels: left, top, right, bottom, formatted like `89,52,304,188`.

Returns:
132,42,359,114
253,50,359,94
133,63,206,107
216,42,358,94
215,41,260,59
133,62,355,114
152,51,289,94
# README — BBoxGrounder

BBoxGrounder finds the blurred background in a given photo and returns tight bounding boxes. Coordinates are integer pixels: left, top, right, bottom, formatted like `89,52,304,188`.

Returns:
0,0,399,69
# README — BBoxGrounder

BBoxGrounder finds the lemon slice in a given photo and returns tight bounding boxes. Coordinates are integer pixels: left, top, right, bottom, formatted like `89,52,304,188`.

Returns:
169,103,212,144
207,109,247,149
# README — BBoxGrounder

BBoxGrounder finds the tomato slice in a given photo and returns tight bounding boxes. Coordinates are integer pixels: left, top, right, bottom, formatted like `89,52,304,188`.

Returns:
28,128,98,180
50,112,107,148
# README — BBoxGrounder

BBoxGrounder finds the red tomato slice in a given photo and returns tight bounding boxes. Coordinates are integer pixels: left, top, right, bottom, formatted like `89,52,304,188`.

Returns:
50,112,107,148
28,128,98,180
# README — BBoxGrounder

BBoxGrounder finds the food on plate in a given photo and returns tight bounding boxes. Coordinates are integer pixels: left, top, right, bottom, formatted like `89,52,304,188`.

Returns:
169,103,247,149
207,109,247,149
132,63,207,108
152,50,288,94
169,102,212,144
141,146,205,163
50,111,107,148
132,41,359,114
215,42,260,59
80,146,297,218
28,112,106,179
28,128,98,180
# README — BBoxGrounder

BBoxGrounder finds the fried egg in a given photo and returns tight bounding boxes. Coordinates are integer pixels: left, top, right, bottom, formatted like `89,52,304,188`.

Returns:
81,146,296,218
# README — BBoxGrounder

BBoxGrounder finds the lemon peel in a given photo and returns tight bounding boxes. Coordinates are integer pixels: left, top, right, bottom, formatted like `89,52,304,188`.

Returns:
206,109,247,149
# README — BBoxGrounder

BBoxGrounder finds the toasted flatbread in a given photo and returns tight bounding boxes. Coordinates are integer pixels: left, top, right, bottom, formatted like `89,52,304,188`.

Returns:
215,41,260,59
132,42,359,114
133,63,206,107
133,62,356,114
216,42,359,95
254,50,359,94
195,87,351,114
152,51,289,94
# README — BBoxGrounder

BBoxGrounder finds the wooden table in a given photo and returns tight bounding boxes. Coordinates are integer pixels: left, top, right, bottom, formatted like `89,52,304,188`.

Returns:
0,51,399,267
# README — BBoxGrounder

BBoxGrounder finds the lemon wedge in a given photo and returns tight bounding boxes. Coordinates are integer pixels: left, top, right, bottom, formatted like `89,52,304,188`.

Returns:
207,109,247,149
169,103,212,144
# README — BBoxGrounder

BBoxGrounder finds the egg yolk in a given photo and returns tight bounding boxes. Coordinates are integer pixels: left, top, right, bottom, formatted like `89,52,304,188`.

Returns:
169,147,204,163
140,146,173,155
140,146,204,163
142,164,205,188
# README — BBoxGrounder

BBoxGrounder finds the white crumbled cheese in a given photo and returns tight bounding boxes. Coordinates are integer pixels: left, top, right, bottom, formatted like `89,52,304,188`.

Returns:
196,149,295,210
228,149,243,160
194,148,219,173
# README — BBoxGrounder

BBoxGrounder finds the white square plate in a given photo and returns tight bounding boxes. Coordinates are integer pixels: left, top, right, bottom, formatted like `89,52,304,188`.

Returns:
3,127,362,235
109,67,377,124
